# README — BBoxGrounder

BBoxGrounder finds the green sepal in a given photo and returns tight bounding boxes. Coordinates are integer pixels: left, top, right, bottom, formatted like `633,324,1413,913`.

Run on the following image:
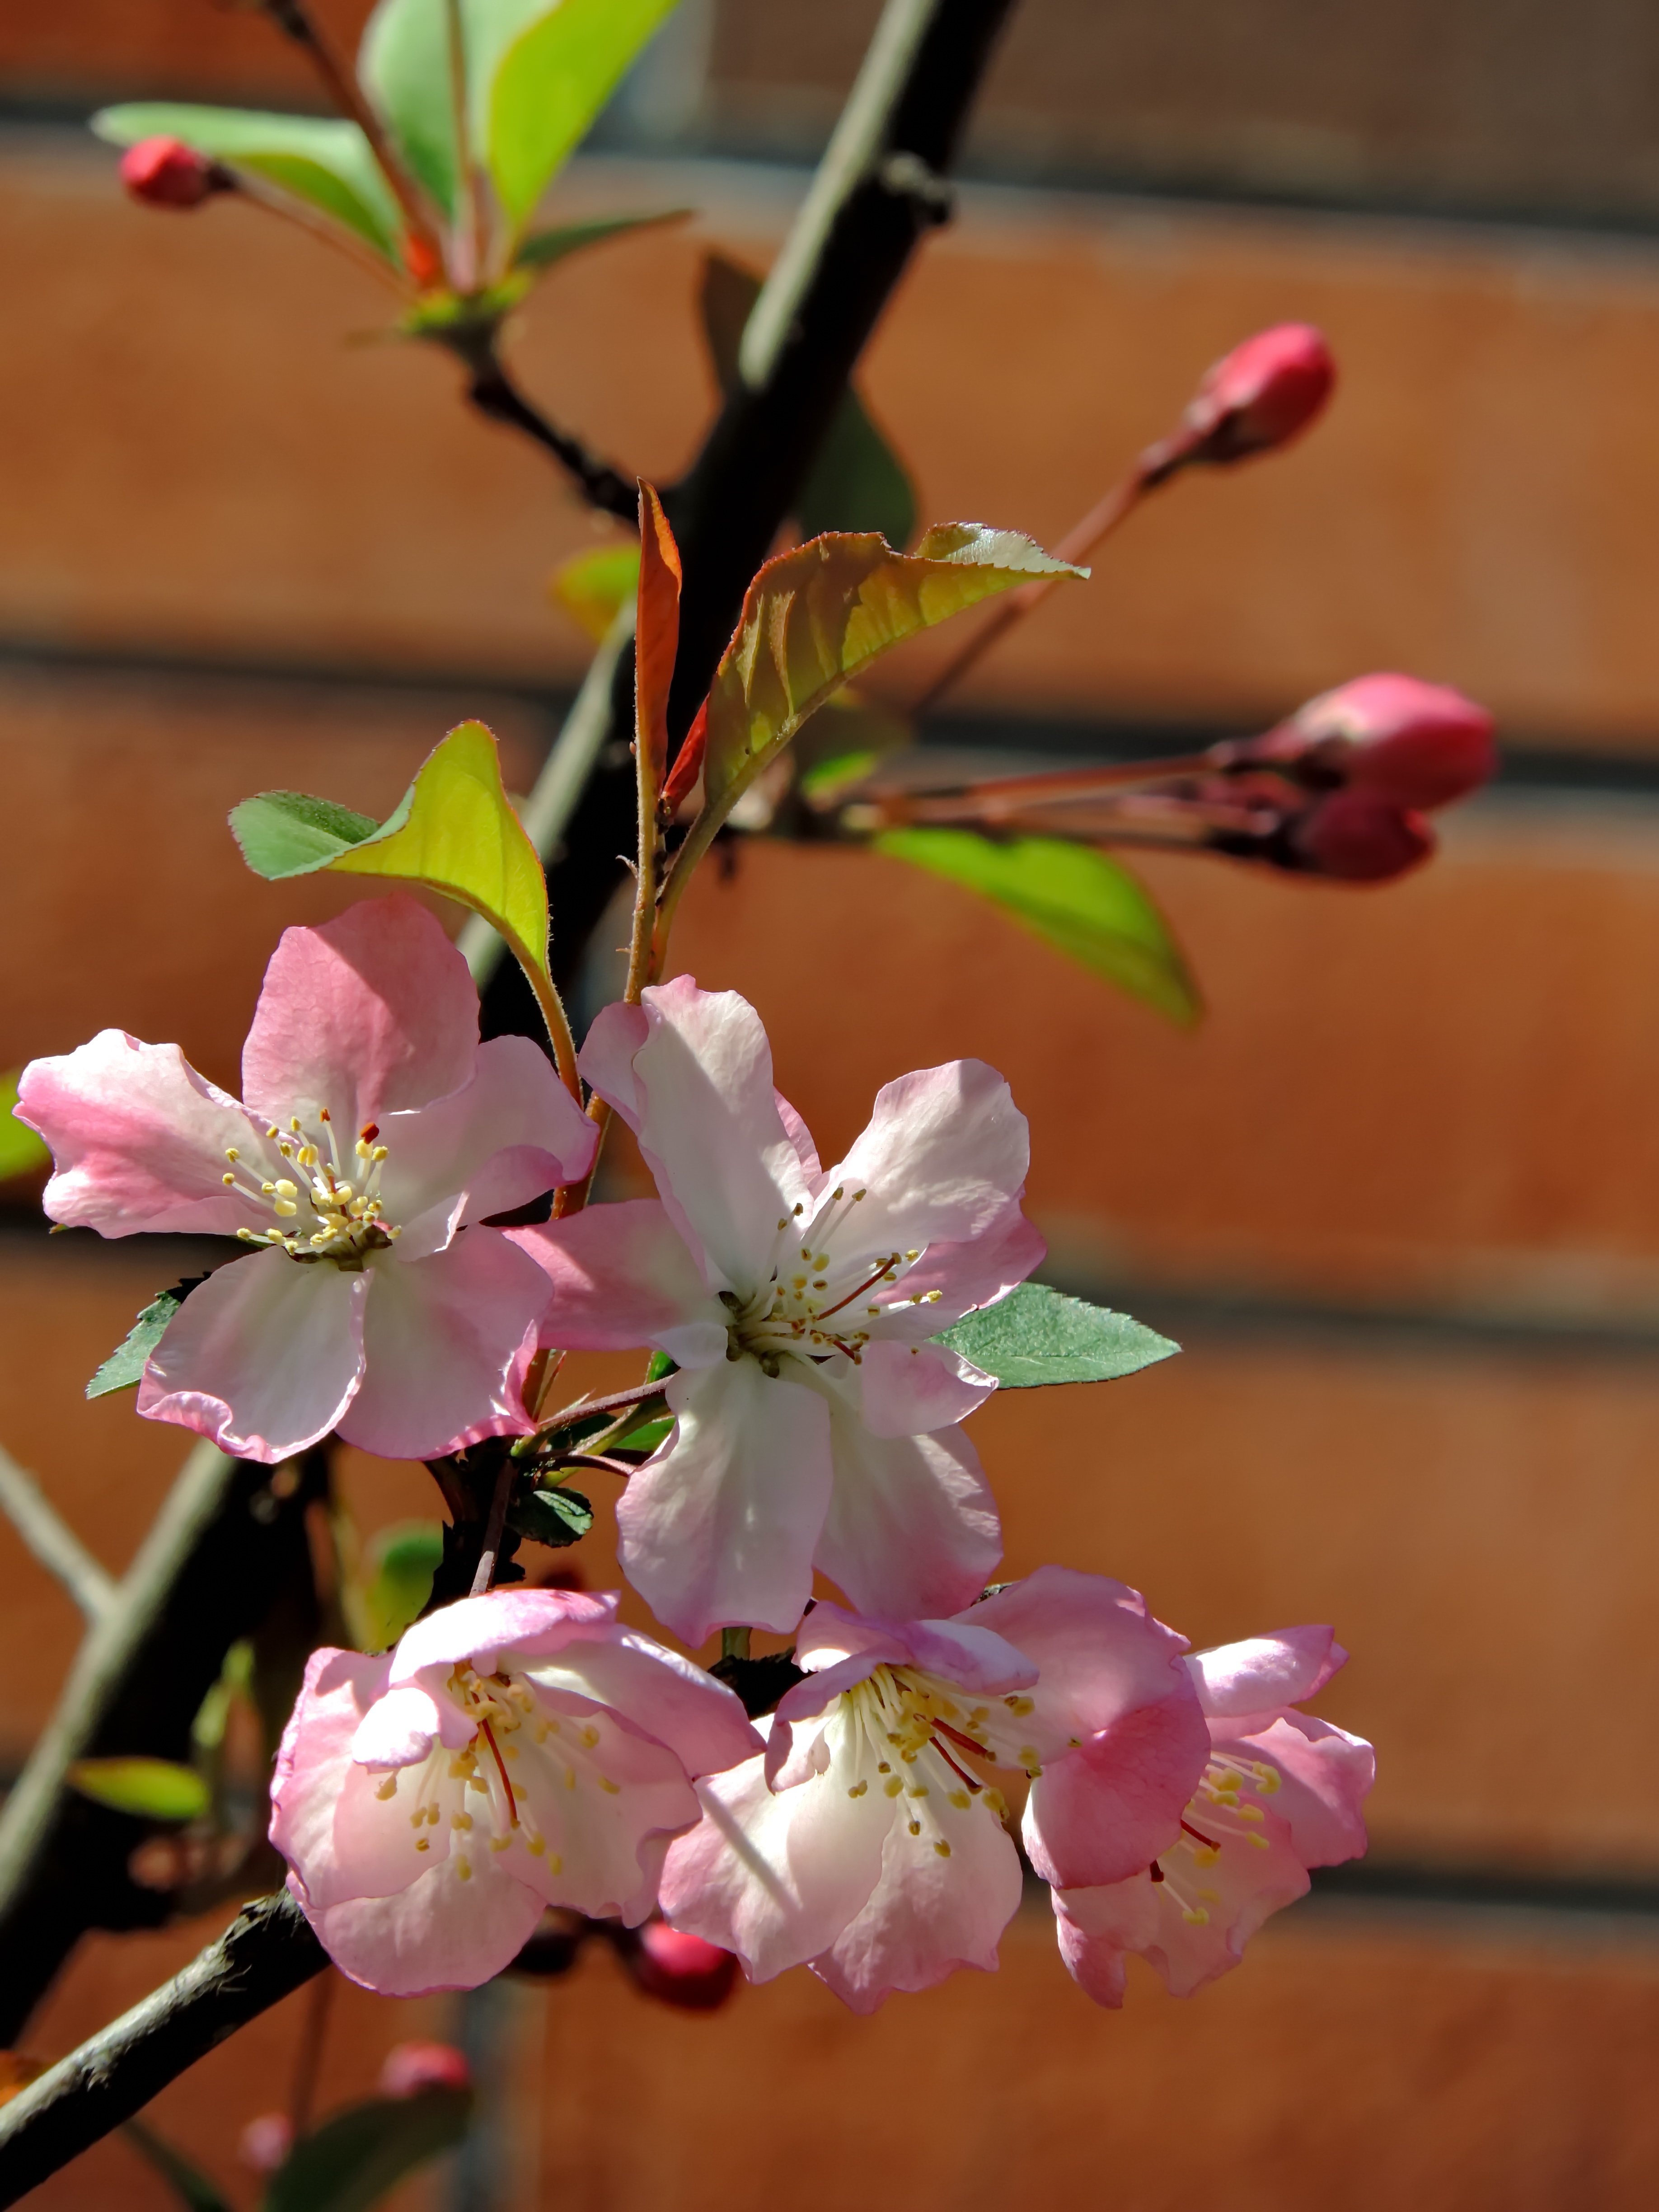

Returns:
86,1275,208,1400
508,1484,593,1548
0,1069,50,1182
934,1281,1179,1388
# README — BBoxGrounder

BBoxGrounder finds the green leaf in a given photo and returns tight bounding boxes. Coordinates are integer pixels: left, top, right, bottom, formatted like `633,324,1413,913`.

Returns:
85,1276,207,1400
550,542,640,642
92,104,402,262
264,2088,472,2212
0,1070,50,1183
358,0,463,219
611,1415,671,1453
644,1350,678,1382
230,721,553,1007
361,1521,442,1650
935,1282,1179,1388
487,0,680,234
508,1484,593,1548
873,830,1201,1026
514,206,691,271
66,1757,210,1823
122,2121,234,2212
796,393,917,548
702,527,1085,807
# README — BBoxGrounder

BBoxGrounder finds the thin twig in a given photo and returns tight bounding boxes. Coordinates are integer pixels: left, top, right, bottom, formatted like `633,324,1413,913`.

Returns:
0,1893,327,2208
0,1441,234,1922
465,348,639,521
469,1457,516,1598
0,1445,115,1625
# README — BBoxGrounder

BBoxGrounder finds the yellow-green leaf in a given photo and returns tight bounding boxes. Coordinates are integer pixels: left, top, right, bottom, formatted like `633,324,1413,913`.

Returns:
66,1757,209,1823
0,1071,49,1182
487,0,680,233
873,829,1202,1026
550,541,640,642
231,721,551,997
702,527,1085,806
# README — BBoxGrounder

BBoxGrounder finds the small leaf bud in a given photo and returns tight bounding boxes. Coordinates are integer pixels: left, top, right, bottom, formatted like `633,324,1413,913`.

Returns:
1242,672,1497,809
118,137,234,211
378,2040,472,2098
1143,323,1336,485
623,1921,740,2011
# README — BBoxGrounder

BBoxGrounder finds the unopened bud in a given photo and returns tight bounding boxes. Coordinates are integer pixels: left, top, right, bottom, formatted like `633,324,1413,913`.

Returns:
1247,672,1496,810
624,1921,739,2012
402,232,444,290
238,2113,294,2173
118,137,234,211
1283,789,1435,882
1143,323,1335,485
378,2040,472,2098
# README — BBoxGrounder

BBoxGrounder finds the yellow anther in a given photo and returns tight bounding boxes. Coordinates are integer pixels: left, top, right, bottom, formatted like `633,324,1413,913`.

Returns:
580,1725,600,1749
906,1785,929,1800
883,1776,904,1798
489,1835,512,1853
599,1776,620,1795
273,1179,297,1197
948,1790,971,1810
983,1788,1008,1818
1237,1805,1265,1823
222,1173,237,1186
934,1840,951,1858
847,1780,868,1798
225,1147,239,1162
1004,1696,1035,1716
274,1200,298,1218
904,1248,919,1260
527,1833,546,1856
452,1813,473,1832
375,1776,398,1801
456,1857,472,1881
1182,1905,1210,1926
877,1762,890,1774
907,1820,921,1836
415,1837,430,1851
1254,1766,1280,1793
1247,1832,1270,1850
1193,1845,1221,1868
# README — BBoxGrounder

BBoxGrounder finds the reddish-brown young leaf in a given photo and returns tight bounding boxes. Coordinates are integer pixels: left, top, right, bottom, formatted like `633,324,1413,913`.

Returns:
635,482,682,796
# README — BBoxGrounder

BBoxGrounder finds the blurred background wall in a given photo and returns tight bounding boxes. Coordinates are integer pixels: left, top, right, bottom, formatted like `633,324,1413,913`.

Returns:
6,3,1659,2207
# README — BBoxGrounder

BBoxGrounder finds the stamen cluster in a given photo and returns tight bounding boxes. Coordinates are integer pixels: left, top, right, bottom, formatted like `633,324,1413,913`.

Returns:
225,1110,398,1266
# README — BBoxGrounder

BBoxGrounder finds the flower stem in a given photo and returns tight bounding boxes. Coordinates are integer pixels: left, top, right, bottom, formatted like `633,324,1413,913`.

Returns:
721,1627,752,1663
469,1458,516,1598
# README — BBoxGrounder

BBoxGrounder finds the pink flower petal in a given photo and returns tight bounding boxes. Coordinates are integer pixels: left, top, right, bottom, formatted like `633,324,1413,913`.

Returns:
853,1339,995,1437
349,1683,458,1769
1023,1687,1212,1890
795,1601,1035,1695
136,1247,367,1462
20,1032,263,1237
379,1036,595,1256
867,1207,1047,1337
389,1589,619,1682
810,1790,1023,2013
660,1748,889,1984
335,1232,545,1460
1190,1627,1346,1720
270,1647,393,1910
510,1198,727,1366
974,1566,1197,1747
241,895,480,1131
825,1061,1031,1262
811,1387,1001,1623
304,1855,547,1997
617,1359,833,1644
580,980,812,1290
520,1630,760,1778
1227,1711,1374,1866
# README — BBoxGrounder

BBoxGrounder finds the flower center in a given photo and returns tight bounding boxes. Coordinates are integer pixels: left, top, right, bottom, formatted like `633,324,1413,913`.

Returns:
368,1661,627,1885
224,1109,403,1267
722,1186,943,1373
1150,1753,1280,1925
833,1664,1015,1859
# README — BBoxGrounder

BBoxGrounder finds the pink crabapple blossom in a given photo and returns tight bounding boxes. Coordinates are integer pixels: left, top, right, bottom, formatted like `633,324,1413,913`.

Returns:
118,136,234,210
657,1567,1209,2013
269,1587,761,1998
16,895,595,1462
1226,673,1498,811
513,977,1044,1645
1143,322,1336,484
1052,1625,1373,2005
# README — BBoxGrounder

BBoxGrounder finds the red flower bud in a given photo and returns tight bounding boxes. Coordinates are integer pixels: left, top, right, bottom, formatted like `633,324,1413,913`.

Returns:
624,1921,739,2012
1285,789,1435,882
1144,323,1335,484
402,232,444,290
1263,672,1496,809
378,2040,472,2099
118,137,234,211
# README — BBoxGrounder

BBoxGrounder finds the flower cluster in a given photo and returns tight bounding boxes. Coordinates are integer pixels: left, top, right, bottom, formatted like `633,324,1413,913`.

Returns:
19,896,1373,2011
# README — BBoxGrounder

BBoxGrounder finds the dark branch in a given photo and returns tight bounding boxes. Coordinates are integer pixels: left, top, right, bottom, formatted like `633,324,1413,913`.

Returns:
0,1893,326,2209
465,357,640,523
